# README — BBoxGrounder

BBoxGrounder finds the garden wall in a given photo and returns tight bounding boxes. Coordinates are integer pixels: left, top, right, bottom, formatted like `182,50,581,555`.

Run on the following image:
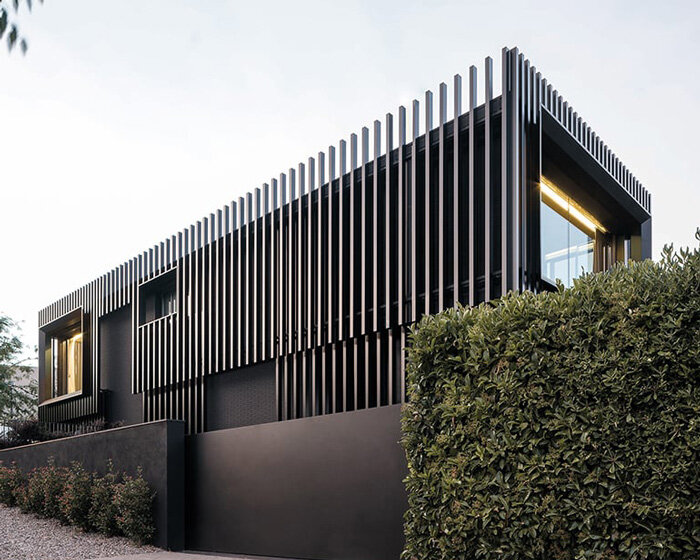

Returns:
0,419,184,550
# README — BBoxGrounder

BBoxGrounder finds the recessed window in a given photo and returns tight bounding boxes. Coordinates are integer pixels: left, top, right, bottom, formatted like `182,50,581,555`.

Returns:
51,331,83,397
139,270,178,325
540,177,604,288
40,308,85,403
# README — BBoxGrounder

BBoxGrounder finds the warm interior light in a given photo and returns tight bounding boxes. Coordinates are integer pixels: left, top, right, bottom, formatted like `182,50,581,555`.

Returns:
540,177,605,235
545,242,594,261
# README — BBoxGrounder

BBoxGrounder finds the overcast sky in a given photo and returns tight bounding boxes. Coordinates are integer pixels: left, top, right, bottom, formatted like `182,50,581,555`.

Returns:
1,0,698,361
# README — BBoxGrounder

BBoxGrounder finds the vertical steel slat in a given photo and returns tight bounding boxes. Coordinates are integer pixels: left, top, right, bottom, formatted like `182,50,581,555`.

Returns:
246,193,253,365
197,220,203,378
424,90,433,316
279,173,287,362
254,190,261,363
468,66,477,306
317,154,324,347
328,146,336,344
176,232,183,389
210,213,216,373
513,49,523,292
262,184,269,361
229,201,236,369
385,112,393,329
438,84,446,311
306,158,315,351
501,47,509,297
484,57,493,302
360,127,369,335
271,180,279,361
411,99,419,322
288,169,295,358
237,199,244,367
372,120,380,332
338,140,347,341
397,106,406,324
453,74,462,306
298,163,305,353
349,136,357,339
221,207,229,372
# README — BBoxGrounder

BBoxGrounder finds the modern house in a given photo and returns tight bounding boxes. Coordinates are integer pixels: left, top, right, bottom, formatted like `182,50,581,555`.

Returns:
34,47,651,559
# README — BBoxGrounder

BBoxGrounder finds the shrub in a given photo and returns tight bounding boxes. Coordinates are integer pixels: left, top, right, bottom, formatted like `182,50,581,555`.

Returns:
59,462,93,530
402,237,700,560
40,459,69,521
21,467,45,514
0,462,24,506
114,467,155,545
88,461,120,536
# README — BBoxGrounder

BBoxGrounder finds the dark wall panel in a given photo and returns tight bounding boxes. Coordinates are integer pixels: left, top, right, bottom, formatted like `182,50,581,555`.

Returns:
205,361,276,431
0,420,185,550
99,304,142,426
186,404,407,560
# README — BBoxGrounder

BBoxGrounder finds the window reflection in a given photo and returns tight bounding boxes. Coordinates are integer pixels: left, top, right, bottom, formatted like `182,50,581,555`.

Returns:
540,178,598,288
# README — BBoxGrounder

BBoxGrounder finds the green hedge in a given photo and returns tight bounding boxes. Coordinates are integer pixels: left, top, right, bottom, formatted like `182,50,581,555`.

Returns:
402,237,700,560
0,458,155,545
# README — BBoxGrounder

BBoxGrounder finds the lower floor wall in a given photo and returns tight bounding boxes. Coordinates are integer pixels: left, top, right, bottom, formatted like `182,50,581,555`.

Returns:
186,404,407,560
3,406,407,558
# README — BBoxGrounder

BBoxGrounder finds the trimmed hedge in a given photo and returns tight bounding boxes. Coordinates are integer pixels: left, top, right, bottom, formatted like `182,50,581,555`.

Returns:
0,458,155,545
402,236,700,560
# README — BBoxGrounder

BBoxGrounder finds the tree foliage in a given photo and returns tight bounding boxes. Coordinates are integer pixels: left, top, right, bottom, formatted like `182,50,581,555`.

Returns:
0,0,43,55
0,314,37,421
402,231,700,559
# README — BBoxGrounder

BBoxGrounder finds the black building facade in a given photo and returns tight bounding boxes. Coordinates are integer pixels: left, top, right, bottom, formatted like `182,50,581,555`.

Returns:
38,48,651,435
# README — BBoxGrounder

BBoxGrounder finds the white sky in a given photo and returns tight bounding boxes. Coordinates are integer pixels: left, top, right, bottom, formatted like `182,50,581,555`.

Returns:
1,0,698,362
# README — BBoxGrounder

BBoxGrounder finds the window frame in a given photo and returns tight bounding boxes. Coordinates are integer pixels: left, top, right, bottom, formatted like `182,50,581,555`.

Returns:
38,307,87,406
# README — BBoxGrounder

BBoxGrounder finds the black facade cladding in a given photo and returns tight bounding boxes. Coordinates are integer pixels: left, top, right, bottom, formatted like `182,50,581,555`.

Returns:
37,47,652,433
99,305,142,426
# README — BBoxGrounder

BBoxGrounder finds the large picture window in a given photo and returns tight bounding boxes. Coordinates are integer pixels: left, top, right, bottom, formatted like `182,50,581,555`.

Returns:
540,177,603,288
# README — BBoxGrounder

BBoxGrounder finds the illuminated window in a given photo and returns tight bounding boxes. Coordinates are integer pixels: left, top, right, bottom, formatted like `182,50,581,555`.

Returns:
49,329,83,398
540,177,604,288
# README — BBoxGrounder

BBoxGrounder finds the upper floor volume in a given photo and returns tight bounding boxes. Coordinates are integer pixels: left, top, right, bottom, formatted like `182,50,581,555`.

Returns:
37,47,652,433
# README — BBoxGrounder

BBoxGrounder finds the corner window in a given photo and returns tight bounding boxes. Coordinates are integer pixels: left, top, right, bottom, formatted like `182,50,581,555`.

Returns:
139,269,177,325
540,177,603,288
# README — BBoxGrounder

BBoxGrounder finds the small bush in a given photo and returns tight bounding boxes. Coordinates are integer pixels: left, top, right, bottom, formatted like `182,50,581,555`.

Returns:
88,462,120,536
59,462,93,530
40,460,69,522
114,467,155,545
21,467,45,514
0,462,24,506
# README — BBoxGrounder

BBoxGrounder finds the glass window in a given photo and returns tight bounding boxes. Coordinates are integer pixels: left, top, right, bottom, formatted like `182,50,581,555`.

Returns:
540,178,598,288
50,330,83,398
139,270,177,324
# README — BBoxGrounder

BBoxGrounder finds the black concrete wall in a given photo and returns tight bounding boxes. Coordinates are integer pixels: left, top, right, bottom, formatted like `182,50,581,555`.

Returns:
205,361,276,431
0,420,184,550
186,404,407,560
99,304,142,426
